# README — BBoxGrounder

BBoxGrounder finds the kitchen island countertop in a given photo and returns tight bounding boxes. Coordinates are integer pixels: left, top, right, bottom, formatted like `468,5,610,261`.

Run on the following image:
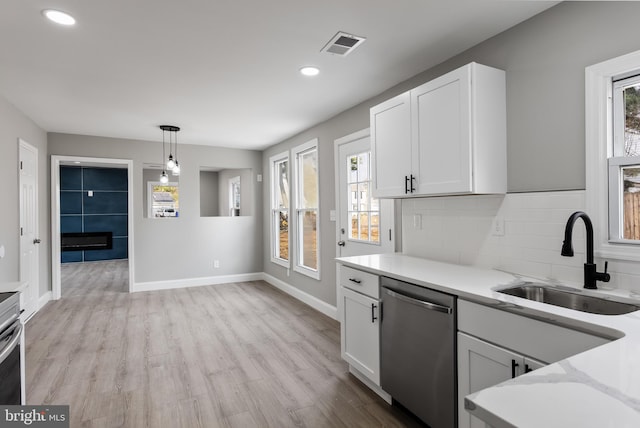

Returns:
337,253,640,428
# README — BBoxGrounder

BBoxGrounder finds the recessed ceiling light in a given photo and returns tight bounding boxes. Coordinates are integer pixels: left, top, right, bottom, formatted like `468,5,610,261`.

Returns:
42,9,76,26
300,66,320,77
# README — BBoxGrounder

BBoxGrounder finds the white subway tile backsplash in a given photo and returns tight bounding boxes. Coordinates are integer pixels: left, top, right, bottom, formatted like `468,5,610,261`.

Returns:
401,190,640,294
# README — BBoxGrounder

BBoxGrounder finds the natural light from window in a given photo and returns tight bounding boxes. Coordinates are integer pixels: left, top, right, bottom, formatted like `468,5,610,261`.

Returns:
347,151,380,243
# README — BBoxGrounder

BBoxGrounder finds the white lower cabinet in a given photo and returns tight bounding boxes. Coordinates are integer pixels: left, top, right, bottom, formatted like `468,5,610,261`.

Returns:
457,299,610,428
340,286,380,385
457,332,546,428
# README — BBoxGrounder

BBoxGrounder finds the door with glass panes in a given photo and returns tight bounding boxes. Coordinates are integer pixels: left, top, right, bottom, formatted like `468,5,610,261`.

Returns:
336,131,394,257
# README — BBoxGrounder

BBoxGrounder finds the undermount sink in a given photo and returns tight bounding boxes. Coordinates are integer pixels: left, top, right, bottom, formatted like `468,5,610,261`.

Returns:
497,283,640,315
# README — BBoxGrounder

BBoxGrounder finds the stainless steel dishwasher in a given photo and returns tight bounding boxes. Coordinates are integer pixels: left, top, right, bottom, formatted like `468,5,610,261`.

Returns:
380,276,456,428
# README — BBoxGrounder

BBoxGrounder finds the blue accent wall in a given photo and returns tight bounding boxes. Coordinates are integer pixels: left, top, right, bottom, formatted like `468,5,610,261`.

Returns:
60,166,128,263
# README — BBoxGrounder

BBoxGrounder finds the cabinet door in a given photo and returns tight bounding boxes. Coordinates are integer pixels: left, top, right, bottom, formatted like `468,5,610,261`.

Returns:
412,64,472,195
340,287,380,385
457,332,522,428
371,91,411,198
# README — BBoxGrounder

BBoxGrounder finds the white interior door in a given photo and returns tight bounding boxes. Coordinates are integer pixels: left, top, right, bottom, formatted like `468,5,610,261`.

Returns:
335,130,394,258
19,139,39,320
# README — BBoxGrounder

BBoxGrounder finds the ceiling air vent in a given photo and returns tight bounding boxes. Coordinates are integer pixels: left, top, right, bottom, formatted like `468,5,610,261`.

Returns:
321,31,366,56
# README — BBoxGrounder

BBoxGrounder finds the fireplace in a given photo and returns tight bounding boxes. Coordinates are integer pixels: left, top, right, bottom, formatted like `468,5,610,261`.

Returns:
61,232,113,252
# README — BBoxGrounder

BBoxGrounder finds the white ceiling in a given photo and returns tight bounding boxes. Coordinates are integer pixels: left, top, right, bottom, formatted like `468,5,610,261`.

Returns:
1,0,558,150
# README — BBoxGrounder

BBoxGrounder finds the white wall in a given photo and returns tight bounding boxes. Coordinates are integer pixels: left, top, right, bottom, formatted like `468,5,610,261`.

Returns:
402,191,640,294
0,95,49,297
49,133,263,286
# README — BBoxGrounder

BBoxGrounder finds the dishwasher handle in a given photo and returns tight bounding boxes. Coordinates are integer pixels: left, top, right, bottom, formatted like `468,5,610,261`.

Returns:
382,286,452,314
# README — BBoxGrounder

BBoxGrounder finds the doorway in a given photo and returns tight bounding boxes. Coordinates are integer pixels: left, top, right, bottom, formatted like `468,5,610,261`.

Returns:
19,139,40,320
334,129,395,258
51,156,134,299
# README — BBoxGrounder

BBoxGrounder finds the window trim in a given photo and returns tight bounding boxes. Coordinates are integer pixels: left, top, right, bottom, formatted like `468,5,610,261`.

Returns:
291,138,320,280
586,48,640,261
269,151,290,268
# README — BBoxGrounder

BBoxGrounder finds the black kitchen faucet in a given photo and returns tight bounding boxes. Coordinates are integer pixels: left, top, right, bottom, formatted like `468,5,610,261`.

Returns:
561,211,610,289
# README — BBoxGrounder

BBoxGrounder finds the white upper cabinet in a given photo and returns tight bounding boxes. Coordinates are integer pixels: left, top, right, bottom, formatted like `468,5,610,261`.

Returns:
370,91,411,197
371,62,506,198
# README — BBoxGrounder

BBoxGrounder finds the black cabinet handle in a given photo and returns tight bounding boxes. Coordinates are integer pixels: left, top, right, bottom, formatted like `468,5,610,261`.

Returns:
348,278,361,284
511,359,519,378
410,174,416,193
404,175,410,194
371,303,378,323
525,364,533,373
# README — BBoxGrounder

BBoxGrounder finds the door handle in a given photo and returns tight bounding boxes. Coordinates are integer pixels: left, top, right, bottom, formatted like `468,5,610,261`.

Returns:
337,240,345,247
371,303,378,323
381,287,452,314
33,238,41,244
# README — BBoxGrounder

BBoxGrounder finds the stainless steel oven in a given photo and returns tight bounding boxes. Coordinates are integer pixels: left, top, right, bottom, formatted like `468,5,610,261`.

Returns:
0,292,22,405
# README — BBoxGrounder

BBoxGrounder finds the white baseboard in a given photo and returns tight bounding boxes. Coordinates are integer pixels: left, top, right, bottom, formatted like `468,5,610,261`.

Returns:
132,273,263,293
261,273,338,320
38,291,52,311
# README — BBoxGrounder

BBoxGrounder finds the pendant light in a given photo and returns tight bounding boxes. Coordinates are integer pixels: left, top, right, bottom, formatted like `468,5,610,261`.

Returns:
171,129,180,176
159,125,180,181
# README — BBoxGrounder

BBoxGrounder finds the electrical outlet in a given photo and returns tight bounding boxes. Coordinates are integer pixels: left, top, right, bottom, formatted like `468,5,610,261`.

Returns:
214,260,220,268
492,217,505,236
413,214,422,230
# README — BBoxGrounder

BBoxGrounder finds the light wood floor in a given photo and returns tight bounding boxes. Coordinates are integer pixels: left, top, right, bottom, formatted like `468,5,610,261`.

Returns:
25,260,422,427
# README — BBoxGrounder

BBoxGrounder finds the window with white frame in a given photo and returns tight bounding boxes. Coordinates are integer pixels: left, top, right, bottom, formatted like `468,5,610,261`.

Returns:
610,74,640,242
347,151,380,243
293,139,320,278
586,49,640,261
270,152,289,267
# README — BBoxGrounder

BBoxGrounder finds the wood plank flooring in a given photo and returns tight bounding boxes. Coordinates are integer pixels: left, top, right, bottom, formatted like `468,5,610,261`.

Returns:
25,261,423,427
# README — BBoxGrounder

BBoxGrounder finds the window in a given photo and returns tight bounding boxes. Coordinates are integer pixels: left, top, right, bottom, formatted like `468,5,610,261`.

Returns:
347,151,380,243
229,176,241,216
293,139,320,278
270,152,289,267
148,181,179,218
610,75,640,242
586,49,640,261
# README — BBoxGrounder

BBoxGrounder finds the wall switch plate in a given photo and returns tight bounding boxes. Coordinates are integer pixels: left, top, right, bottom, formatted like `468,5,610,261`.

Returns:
88,190,94,197
492,217,505,236
329,210,336,221
0,245,4,259
257,174,263,182
214,260,220,268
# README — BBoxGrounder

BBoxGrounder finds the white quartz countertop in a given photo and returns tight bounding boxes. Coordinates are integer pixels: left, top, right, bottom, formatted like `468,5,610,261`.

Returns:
336,253,640,428
0,281,25,294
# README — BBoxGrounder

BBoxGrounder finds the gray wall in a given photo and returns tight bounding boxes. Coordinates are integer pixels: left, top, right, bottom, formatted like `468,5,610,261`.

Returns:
0,96,49,297
49,133,263,284
262,1,640,307
200,171,220,217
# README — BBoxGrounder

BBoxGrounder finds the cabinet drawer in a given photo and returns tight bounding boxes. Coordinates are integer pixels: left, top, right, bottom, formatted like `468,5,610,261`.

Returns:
340,266,379,298
458,300,609,364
